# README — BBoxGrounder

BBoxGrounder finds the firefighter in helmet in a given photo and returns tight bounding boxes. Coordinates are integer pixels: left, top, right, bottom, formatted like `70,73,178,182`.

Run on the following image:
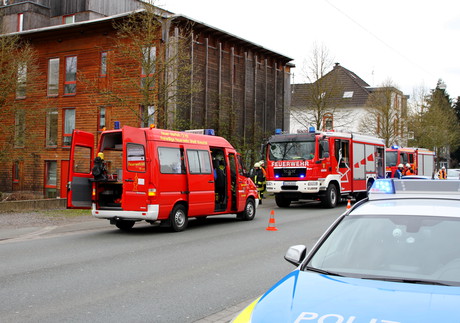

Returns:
404,163,414,176
253,162,266,204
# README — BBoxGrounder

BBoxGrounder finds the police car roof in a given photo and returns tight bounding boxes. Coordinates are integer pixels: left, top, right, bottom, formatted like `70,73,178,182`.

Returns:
350,179,460,218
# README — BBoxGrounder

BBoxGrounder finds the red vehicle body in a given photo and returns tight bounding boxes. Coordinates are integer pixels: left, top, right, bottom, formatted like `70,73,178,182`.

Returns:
263,130,385,208
385,146,435,178
67,126,258,231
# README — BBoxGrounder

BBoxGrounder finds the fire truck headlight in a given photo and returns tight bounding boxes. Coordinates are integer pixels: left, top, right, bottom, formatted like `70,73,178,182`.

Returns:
308,181,319,187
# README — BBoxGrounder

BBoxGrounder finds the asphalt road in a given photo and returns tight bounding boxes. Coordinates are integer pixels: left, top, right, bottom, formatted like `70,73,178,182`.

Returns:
0,198,345,323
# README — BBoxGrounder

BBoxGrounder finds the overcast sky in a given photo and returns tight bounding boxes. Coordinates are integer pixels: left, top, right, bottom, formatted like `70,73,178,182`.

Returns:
159,0,460,100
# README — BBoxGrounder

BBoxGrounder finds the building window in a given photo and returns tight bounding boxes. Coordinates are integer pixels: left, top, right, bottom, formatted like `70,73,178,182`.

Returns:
17,13,23,31
323,113,333,131
141,46,156,89
46,108,58,147
48,58,59,96
343,91,354,98
16,63,27,98
100,51,107,77
63,14,75,24
14,109,25,148
140,105,155,127
45,161,57,198
98,106,111,131
64,56,77,95
13,161,20,183
63,108,75,147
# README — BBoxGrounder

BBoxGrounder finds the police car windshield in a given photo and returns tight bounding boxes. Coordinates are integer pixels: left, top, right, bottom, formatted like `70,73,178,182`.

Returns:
307,214,460,286
269,141,315,161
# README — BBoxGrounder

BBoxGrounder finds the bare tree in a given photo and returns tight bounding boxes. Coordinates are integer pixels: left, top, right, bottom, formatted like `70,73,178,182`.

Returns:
359,79,405,147
291,43,346,131
0,31,41,163
81,2,200,130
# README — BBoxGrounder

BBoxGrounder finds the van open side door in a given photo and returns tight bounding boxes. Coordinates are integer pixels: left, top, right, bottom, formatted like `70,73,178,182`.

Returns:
67,130,94,208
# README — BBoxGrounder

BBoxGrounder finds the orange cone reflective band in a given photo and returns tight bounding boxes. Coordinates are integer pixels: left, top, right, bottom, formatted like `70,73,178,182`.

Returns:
266,210,278,231
347,199,351,209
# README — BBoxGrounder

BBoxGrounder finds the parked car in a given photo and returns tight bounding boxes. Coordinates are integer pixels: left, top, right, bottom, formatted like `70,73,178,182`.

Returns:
232,179,460,323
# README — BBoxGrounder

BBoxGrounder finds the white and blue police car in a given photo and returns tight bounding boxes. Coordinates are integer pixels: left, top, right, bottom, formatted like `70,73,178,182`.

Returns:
233,179,460,323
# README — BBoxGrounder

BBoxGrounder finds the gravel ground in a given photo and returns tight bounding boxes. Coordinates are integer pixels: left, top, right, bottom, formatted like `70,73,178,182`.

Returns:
0,209,94,228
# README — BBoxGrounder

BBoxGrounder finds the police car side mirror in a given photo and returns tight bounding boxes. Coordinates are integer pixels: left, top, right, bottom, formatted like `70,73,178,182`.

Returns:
284,245,307,266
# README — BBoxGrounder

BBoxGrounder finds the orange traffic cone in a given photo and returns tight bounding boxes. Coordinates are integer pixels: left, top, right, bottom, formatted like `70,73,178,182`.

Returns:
346,199,351,209
266,210,278,231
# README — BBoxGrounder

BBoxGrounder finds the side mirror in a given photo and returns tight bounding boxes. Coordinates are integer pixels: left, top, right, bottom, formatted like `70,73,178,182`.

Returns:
284,245,307,266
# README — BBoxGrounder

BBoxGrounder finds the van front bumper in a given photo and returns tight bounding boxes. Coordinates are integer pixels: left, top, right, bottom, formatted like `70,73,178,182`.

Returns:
92,203,159,221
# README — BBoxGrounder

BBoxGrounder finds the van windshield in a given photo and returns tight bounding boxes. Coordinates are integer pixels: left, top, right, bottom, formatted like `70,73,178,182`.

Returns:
269,141,315,161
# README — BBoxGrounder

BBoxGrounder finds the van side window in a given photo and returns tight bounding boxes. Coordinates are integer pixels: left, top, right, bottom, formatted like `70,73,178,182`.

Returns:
126,143,146,172
187,149,212,174
158,147,185,174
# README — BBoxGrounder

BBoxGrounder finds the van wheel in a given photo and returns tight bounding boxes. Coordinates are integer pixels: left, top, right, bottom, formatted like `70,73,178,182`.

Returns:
275,194,291,208
170,204,188,232
321,184,338,208
115,220,135,231
237,198,256,221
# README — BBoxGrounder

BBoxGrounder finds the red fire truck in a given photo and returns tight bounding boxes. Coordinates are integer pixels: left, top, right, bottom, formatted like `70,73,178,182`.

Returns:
67,126,258,231
385,145,435,178
263,129,386,208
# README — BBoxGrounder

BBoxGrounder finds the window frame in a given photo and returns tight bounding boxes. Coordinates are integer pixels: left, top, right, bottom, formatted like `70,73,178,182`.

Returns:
44,160,57,198
14,109,25,148
47,58,60,97
64,55,77,95
17,13,23,32
62,108,75,147
100,51,108,77
12,160,20,184
140,46,156,89
46,108,58,147
62,14,75,24
16,62,27,99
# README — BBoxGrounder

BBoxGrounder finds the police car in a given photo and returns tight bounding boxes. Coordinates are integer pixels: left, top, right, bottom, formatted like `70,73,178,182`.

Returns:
233,179,460,323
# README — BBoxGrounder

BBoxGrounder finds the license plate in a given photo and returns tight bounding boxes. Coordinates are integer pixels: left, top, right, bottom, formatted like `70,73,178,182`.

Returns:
283,181,297,185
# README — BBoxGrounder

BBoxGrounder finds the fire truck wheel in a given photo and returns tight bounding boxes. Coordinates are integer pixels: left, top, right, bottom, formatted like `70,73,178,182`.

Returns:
237,198,256,221
275,195,291,208
322,184,338,208
170,204,188,232
115,220,135,231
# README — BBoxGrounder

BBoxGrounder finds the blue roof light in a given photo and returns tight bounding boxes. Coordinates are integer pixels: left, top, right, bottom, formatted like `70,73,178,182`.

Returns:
370,179,395,194
309,126,316,133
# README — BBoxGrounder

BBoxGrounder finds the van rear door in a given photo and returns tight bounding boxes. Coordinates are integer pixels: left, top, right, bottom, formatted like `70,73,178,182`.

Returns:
67,130,94,209
122,126,148,212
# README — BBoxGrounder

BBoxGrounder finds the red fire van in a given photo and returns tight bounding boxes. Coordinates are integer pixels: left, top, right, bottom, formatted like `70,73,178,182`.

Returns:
67,126,258,231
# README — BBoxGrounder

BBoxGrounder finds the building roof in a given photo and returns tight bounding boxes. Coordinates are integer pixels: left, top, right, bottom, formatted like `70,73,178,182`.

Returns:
291,63,371,108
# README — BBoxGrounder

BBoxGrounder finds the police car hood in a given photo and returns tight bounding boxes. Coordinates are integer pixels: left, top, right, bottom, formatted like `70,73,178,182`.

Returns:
249,270,460,323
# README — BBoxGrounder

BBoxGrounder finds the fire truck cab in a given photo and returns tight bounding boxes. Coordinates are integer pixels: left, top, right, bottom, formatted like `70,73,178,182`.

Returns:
67,126,258,231
385,146,435,178
263,129,385,208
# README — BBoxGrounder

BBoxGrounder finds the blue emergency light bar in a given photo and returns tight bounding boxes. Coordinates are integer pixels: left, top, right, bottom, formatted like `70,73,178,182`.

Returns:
184,129,215,135
369,179,460,200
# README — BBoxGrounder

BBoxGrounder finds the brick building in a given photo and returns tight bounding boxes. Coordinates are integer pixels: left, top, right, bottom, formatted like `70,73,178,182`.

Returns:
0,0,293,198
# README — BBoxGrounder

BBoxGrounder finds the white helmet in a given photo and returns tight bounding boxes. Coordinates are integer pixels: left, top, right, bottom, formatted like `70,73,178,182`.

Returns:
398,164,404,168
254,162,260,168
405,163,411,168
